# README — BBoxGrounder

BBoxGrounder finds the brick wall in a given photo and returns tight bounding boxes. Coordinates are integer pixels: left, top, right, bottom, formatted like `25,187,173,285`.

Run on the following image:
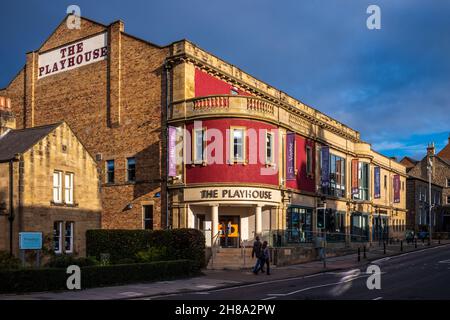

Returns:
2,16,171,230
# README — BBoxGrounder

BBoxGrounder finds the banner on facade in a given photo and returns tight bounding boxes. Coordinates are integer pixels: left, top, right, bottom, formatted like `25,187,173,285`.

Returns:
374,166,381,199
38,32,108,79
321,146,330,188
168,126,177,177
286,133,296,180
351,159,359,195
393,174,401,203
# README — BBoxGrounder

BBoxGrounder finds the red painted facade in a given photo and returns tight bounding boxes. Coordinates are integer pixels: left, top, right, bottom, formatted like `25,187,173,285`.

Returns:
286,135,316,193
186,119,279,186
195,68,252,97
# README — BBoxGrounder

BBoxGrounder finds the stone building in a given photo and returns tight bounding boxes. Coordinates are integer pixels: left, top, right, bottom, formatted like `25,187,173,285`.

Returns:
0,15,407,254
401,142,450,233
0,97,101,256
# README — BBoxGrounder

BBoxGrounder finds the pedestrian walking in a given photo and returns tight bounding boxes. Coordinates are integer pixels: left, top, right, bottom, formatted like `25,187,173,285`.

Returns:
226,220,232,247
252,236,264,274
261,241,271,275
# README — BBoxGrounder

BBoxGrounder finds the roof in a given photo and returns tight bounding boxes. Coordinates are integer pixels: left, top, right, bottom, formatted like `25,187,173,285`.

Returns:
438,140,450,161
0,123,60,162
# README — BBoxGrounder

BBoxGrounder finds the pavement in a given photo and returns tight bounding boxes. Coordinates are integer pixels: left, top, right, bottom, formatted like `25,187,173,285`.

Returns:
1,240,448,300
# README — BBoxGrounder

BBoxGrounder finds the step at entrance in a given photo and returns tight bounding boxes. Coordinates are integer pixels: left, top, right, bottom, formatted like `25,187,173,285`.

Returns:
207,248,255,270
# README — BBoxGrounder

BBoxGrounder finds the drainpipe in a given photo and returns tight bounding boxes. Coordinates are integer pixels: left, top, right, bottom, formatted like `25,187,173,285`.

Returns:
8,158,15,256
165,60,172,230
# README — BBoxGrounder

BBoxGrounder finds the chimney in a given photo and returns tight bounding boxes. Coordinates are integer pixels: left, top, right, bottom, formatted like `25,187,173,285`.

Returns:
0,96,16,135
426,142,435,157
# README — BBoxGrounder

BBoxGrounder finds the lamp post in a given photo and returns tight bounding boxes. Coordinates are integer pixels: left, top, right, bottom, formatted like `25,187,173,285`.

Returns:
427,156,433,245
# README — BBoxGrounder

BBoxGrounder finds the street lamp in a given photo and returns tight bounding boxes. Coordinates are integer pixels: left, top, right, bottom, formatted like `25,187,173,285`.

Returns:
427,156,433,244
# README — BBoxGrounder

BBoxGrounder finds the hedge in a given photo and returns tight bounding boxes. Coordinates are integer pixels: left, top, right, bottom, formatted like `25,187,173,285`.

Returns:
86,228,206,268
0,259,199,294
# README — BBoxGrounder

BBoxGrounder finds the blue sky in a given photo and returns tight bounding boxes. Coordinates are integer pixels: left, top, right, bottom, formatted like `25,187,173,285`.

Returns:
1,0,449,160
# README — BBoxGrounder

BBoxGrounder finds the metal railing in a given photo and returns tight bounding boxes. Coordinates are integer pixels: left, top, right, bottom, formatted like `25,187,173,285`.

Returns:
259,229,369,248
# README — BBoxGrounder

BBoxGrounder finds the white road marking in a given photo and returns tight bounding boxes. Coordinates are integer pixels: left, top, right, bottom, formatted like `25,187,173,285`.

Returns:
267,275,369,297
119,292,142,297
438,259,450,264
194,292,211,295
262,296,277,301
196,285,217,289
372,244,450,264
373,297,383,300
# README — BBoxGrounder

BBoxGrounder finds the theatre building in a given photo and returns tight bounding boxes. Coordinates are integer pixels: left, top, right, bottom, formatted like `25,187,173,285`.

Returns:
1,15,407,256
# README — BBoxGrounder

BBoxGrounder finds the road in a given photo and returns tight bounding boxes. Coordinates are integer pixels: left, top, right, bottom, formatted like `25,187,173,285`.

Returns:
147,244,450,300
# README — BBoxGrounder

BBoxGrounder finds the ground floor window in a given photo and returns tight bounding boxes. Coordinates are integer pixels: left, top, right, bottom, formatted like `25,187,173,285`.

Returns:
325,210,346,242
351,213,369,242
54,221,75,254
286,206,313,243
372,215,389,242
53,221,62,254
65,222,74,254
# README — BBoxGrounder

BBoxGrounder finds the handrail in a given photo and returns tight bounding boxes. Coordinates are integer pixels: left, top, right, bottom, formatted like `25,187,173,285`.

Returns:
210,231,222,268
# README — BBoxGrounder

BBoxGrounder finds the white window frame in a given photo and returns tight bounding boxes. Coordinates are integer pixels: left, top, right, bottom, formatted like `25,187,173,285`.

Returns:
65,222,74,254
230,127,246,164
265,131,275,165
193,128,207,165
54,221,63,254
64,173,74,205
53,171,63,203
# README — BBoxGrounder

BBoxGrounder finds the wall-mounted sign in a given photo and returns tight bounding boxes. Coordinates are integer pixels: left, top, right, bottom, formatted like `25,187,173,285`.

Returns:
393,174,401,203
19,232,43,250
321,146,330,188
184,187,281,203
286,133,296,180
38,32,108,79
168,126,177,177
351,159,359,195
374,166,381,199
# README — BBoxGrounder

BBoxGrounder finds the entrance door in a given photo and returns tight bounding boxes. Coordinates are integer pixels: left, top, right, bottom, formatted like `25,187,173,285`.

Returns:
219,216,240,248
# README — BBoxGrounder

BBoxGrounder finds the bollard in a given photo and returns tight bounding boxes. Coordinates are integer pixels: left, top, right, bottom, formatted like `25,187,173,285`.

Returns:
415,239,417,249
363,246,367,259
400,240,403,252
358,247,361,262
383,242,386,255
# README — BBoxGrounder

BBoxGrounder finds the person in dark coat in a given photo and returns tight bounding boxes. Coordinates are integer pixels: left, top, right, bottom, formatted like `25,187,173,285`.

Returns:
252,236,264,274
261,241,271,275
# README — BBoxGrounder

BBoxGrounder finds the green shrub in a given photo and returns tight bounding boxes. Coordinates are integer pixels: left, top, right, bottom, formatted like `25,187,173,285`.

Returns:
46,255,99,268
0,251,21,270
136,246,170,263
86,229,206,268
0,260,200,293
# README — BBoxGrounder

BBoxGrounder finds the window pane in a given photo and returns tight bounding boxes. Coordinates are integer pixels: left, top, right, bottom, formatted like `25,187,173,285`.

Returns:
53,222,61,253
127,158,136,182
233,129,244,160
106,160,115,183
195,130,204,162
65,222,73,252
